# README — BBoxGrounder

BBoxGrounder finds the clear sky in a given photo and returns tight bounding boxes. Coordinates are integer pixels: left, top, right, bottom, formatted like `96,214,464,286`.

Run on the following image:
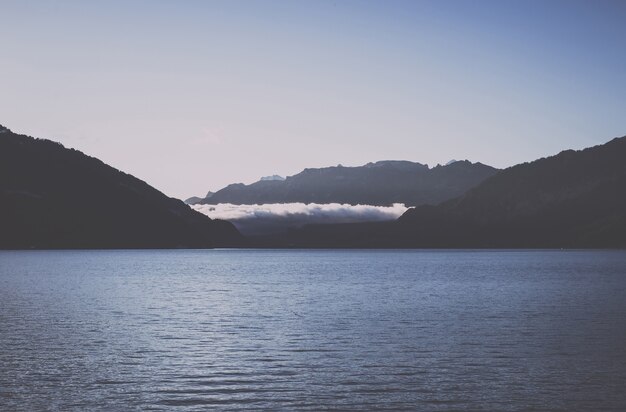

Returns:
1,0,625,199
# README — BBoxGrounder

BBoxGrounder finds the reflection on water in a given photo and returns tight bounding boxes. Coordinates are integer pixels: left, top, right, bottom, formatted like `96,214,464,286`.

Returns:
1,250,625,410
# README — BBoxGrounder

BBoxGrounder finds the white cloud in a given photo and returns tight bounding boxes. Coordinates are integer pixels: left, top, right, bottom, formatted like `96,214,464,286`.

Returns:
191,203,408,235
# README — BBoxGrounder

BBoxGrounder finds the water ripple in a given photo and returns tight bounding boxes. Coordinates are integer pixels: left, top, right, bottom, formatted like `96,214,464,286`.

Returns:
1,249,626,410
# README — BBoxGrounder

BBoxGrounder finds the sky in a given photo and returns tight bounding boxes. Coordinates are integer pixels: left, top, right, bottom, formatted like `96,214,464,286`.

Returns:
1,0,625,199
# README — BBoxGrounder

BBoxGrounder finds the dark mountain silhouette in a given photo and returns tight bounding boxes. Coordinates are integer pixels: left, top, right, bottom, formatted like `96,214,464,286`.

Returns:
185,191,214,205
197,160,498,206
254,135,626,248
184,196,204,205
0,125,242,249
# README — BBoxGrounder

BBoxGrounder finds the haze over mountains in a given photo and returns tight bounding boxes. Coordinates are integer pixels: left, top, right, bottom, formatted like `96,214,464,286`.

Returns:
190,160,498,206
0,125,241,249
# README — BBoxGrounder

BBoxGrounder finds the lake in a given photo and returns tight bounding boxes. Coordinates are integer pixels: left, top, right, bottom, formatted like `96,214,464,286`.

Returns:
1,250,625,410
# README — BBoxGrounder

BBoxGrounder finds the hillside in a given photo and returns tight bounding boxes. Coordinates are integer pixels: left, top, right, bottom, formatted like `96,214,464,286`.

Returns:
399,135,626,247
0,125,241,249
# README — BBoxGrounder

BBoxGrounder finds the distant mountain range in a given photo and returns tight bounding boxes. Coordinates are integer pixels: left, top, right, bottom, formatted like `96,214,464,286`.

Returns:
257,135,626,248
189,160,499,206
0,125,241,249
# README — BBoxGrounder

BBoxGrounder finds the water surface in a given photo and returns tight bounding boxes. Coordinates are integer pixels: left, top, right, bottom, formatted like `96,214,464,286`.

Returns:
1,250,625,410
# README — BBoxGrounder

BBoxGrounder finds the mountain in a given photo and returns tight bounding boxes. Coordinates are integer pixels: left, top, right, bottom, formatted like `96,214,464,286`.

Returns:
197,160,498,206
260,175,285,181
255,135,626,248
0,125,242,249
185,191,214,205
184,196,204,205
398,135,626,248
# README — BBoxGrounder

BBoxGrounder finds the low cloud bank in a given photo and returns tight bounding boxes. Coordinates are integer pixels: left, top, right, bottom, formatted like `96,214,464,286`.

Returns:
192,203,408,235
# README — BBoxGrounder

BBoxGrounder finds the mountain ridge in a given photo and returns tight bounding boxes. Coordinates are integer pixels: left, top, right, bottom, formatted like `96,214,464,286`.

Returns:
0,125,242,249
252,135,626,248
192,159,498,207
